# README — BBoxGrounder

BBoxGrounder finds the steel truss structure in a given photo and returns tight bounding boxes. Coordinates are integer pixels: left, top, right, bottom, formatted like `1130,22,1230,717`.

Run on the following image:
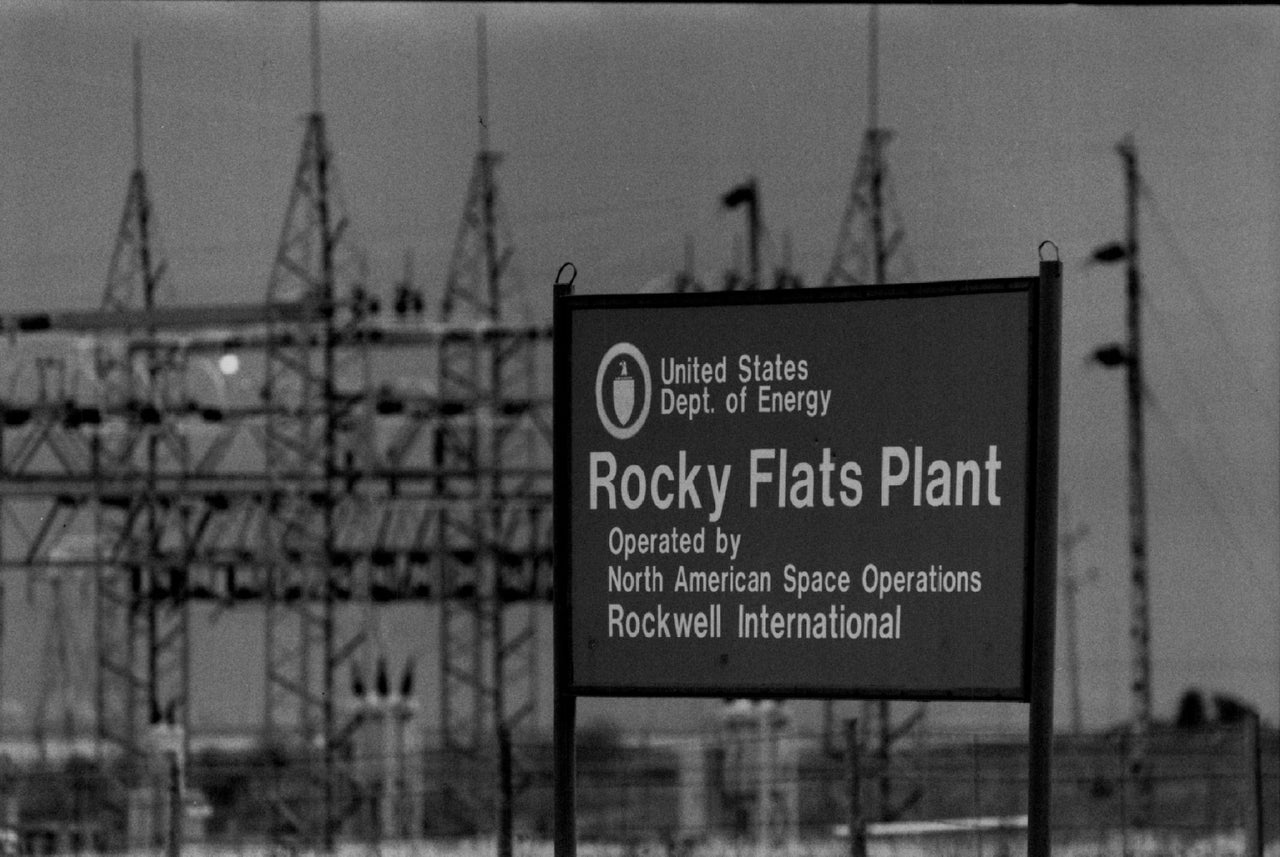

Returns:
0,28,551,852
819,6,924,824
435,17,546,846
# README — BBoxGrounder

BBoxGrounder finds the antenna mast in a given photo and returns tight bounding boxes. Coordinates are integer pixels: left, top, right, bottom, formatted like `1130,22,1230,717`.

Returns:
867,4,878,136
133,40,144,172
867,5,887,287
478,13,490,154
310,1,322,115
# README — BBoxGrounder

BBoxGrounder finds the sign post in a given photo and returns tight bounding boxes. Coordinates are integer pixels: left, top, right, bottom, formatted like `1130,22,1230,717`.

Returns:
554,257,1061,855
1028,254,1062,857
553,264,578,857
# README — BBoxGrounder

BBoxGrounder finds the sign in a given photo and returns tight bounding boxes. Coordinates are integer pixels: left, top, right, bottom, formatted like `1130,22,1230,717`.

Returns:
557,277,1054,701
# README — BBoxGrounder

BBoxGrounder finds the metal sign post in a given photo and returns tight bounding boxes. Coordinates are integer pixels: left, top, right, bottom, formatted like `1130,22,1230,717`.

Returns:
1028,254,1062,856
553,257,1061,857
553,264,577,857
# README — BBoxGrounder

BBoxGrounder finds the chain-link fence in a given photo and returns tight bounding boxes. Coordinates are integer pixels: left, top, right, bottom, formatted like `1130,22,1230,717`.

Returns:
0,722,1274,857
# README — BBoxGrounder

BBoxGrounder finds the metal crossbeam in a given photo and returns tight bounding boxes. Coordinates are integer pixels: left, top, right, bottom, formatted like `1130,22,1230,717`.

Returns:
2,15,554,852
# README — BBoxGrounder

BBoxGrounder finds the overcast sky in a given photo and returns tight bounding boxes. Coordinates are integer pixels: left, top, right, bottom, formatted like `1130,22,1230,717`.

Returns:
1,2,1277,737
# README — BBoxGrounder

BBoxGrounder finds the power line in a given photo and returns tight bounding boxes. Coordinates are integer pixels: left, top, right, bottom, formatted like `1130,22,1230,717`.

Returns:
1142,383,1277,611
1139,289,1278,533
1139,177,1278,426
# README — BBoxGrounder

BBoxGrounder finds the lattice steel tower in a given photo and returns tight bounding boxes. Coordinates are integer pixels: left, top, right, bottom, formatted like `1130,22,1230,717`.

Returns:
0,10,553,852
436,16,549,851
93,40,194,846
259,6,374,850
823,7,911,290
822,7,923,823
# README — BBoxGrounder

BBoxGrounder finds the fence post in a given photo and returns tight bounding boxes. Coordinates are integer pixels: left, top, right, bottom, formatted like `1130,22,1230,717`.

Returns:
1118,730,1129,857
498,722,514,857
1244,712,1263,857
973,735,984,857
846,718,865,857
756,704,770,857
166,750,181,857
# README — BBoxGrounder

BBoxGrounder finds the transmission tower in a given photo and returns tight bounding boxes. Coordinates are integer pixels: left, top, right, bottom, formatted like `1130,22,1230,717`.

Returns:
0,9,551,852
435,16,548,851
87,40,198,849
259,6,374,850
821,6,923,822
822,6,910,289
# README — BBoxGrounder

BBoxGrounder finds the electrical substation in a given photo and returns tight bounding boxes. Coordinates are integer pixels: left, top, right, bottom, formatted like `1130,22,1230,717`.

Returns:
2,6,1276,857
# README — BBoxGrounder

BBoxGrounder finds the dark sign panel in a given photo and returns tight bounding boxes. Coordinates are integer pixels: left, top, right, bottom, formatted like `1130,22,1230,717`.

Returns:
559,279,1049,700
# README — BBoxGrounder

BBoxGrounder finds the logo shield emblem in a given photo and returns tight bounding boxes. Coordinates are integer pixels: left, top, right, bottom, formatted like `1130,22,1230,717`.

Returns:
596,343,650,440
612,361,635,426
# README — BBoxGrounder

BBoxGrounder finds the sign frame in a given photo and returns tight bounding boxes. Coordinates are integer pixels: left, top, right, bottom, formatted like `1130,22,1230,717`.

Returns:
553,258,1061,857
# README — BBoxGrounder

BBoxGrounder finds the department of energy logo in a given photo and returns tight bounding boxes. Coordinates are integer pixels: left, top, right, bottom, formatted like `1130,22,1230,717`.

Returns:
595,342,651,440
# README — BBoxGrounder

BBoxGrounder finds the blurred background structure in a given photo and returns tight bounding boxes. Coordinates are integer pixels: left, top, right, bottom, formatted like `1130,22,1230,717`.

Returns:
0,3,1277,855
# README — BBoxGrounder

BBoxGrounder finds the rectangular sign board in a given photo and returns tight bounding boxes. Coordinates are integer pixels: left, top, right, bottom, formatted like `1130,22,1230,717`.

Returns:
556,277,1053,701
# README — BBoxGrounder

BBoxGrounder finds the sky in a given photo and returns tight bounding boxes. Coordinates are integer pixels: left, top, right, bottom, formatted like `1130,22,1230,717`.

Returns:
0,2,1277,740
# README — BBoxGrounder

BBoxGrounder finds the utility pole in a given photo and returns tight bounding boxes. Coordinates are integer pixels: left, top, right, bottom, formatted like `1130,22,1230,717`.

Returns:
1090,133,1153,825
1120,136,1153,823
1059,497,1096,734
